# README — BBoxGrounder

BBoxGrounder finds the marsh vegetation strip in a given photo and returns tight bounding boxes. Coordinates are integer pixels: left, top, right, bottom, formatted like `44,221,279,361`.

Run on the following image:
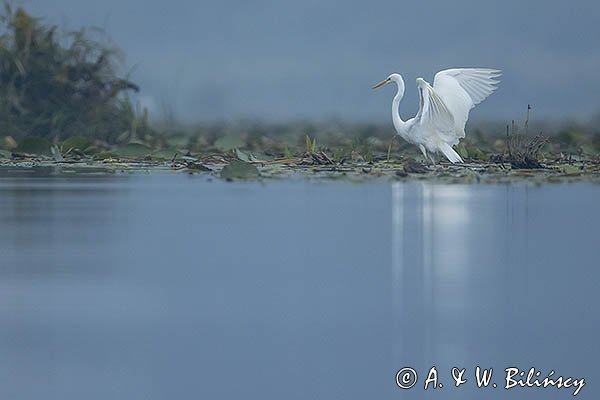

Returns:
1,157,600,184
1,175,599,399
1,2,600,184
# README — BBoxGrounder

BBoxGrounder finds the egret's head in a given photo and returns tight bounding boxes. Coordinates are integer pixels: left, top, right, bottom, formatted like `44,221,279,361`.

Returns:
372,73,401,89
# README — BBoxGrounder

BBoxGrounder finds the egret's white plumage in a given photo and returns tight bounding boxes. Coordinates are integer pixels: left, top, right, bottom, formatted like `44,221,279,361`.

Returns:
373,68,501,163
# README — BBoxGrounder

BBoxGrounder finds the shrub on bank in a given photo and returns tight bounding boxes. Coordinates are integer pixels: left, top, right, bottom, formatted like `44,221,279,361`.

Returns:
0,2,145,143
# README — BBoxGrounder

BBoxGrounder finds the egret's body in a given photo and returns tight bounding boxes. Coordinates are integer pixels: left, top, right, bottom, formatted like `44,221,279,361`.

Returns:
373,68,501,163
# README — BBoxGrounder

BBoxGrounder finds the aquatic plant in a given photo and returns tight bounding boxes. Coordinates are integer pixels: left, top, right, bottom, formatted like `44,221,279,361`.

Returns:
503,106,548,169
305,134,317,154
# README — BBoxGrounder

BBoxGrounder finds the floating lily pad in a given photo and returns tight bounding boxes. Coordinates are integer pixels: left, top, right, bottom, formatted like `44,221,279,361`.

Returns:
83,145,100,155
16,137,51,156
234,148,252,162
214,135,245,151
115,143,152,158
234,149,273,163
62,136,92,152
220,160,260,180
152,148,179,160
560,165,581,175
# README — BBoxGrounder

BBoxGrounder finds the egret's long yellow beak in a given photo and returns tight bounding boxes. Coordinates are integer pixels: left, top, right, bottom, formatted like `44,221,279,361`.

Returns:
372,78,390,89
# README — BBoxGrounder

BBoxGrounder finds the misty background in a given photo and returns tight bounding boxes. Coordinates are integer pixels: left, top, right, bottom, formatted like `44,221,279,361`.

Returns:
23,0,600,124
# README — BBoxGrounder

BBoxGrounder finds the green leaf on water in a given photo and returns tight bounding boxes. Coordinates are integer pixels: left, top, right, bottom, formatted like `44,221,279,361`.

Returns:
115,143,152,158
234,148,252,162
62,136,92,152
16,137,51,156
220,160,260,180
561,165,581,175
152,148,179,160
214,135,245,151
250,152,274,162
83,145,100,155
234,149,273,163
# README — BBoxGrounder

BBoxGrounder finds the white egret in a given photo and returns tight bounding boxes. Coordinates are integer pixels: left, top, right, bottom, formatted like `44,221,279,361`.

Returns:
372,68,501,163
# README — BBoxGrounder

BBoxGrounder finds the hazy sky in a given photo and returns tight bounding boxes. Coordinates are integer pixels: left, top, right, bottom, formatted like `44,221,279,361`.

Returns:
23,0,600,122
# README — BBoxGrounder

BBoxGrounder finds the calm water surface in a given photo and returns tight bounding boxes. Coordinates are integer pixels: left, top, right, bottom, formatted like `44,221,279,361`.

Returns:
0,170,598,399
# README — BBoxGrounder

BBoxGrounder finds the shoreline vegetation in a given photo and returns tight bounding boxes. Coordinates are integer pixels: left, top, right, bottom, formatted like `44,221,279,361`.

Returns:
1,4,599,183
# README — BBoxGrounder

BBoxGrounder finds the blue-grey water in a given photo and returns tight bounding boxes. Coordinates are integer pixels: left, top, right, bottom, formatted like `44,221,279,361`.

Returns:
0,170,598,399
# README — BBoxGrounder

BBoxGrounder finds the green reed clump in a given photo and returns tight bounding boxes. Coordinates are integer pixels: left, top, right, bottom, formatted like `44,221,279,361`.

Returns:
0,2,144,142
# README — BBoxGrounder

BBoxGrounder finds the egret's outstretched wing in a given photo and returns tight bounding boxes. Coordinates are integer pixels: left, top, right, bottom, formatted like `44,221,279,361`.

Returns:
415,78,455,140
433,68,501,138
414,78,464,163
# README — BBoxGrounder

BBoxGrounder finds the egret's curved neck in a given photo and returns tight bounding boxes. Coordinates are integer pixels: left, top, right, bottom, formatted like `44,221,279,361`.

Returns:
391,77,408,137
